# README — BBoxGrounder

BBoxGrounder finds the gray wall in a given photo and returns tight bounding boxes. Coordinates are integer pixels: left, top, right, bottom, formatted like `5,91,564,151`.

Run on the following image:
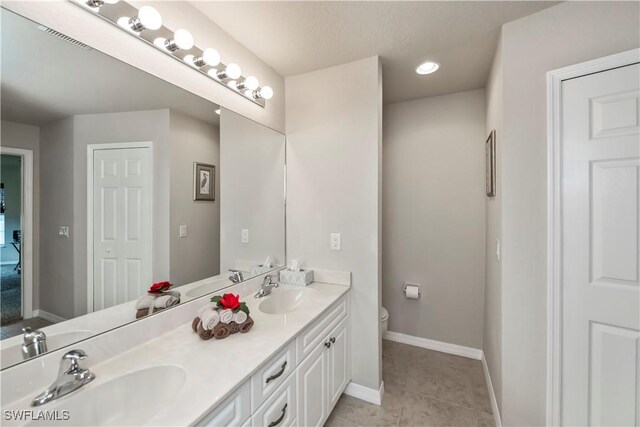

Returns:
40,117,75,319
1,121,40,309
1,155,22,263
73,109,171,317
483,35,503,411
170,110,220,286
383,89,486,349
496,2,640,425
286,56,383,391
220,109,285,272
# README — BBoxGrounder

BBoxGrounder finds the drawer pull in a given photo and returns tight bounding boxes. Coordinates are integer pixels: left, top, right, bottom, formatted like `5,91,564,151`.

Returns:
324,341,331,348
268,403,287,427
266,361,288,384
330,337,336,344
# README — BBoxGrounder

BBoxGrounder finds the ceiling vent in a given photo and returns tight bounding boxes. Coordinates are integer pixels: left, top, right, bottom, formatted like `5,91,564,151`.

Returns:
37,25,92,50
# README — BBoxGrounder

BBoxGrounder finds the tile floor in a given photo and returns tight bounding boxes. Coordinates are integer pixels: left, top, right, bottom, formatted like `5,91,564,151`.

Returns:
325,340,495,427
0,317,54,340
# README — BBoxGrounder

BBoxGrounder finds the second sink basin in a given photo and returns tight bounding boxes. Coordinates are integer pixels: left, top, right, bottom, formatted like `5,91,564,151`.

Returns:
259,288,312,314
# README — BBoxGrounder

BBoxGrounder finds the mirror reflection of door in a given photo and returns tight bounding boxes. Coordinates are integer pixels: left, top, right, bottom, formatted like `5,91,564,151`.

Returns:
0,154,23,327
91,145,153,312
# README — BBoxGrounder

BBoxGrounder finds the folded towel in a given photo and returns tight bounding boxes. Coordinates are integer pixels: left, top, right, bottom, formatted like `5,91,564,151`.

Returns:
196,321,214,340
229,322,240,334
213,323,231,339
154,294,179,309
219,309,234,324
136,307,160,319
233,311,247,324
200,309,220,330
192,317,201,332
239,316,254,333
135,294,156,310
197,303,216,319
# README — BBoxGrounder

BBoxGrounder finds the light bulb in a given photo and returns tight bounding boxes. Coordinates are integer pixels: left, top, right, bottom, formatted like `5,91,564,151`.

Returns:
258,86,273,100
227,81,237,89
225,63,242,80
173,29,194,50
193,48,220,68
215,108,221,115
137,6,162,30
237,76,259,91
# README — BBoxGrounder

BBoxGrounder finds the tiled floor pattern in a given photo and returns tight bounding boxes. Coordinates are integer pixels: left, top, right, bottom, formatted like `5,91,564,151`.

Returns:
326,340,495,427
0,317,54,340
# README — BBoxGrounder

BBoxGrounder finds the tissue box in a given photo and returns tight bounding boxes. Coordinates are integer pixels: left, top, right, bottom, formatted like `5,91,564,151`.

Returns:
250,265,274,277
279,269,314,286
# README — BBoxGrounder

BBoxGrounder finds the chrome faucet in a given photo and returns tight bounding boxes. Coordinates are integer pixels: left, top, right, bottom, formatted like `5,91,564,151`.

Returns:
229,269,244,284
254,275,279,298
32,350,96,407
22,327,48,360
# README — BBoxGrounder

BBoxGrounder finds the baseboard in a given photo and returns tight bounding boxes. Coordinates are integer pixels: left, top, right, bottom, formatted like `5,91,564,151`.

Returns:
481,352,502,427
383,331,483,360
33,309,67,324
344,380,384,405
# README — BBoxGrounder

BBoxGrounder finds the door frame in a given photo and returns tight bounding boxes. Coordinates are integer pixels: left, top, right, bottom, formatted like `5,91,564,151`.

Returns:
0,146,34,319
86,141,154,313
546,48,640,426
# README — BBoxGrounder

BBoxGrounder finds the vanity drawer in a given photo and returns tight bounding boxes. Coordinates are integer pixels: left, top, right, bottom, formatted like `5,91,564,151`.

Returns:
252,340,296,411
296,296,348,361
252,372,297,427
197,381,251,427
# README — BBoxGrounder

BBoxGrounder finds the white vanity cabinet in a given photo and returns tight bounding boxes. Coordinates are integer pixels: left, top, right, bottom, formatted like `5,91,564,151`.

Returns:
196,294,349,427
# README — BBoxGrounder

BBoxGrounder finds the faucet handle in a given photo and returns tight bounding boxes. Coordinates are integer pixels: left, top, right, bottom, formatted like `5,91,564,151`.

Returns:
60,350,88,373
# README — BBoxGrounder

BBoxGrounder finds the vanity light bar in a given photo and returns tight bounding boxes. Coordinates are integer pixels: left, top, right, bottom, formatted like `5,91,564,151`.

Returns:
70,0,272,107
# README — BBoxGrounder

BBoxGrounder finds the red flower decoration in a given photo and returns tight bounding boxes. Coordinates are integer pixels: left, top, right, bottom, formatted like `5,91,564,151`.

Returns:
219,293,241,310
148,281,171,294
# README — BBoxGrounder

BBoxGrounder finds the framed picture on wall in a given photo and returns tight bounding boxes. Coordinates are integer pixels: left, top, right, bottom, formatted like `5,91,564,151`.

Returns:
486,130,496,197
194,162,215,201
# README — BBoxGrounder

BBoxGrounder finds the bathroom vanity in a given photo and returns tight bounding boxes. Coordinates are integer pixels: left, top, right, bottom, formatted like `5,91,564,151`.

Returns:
0,273,351,426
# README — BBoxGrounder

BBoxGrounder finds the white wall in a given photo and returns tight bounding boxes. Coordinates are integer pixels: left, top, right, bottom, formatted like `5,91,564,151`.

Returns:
170,110,220,286
497,2,640,425
73,110,171,317
383,89,486,349
286,56,383,391
2,1,285,133
219,109,286,273
483,34,503,411
1,121,40,309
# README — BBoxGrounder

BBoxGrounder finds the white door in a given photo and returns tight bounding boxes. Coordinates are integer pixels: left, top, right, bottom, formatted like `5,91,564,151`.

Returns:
562,63,640,426
327,319,349,412
297,341,328,427
93,147,152,311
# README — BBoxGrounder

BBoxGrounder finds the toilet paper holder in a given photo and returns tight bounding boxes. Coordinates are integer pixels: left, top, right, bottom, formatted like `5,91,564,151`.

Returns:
403,282,421,298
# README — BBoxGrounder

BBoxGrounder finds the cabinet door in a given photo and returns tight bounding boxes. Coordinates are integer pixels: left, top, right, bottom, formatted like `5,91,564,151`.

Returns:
327,318,349,411
297,339,328,427
197,381,252,427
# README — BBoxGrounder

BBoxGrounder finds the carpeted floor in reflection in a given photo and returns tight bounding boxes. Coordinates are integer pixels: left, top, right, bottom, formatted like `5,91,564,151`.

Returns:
1,265,22,325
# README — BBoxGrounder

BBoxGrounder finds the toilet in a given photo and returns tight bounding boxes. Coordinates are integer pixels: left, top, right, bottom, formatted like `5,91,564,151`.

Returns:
381,307,389,335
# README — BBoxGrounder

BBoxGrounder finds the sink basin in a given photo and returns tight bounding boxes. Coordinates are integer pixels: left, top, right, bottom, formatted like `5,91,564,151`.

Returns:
26,365,186,426
259,289,310,314
1,330,95,369
185,278,232,299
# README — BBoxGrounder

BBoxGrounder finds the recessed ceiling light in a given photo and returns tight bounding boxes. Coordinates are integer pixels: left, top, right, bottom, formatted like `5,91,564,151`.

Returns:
416,61,440,75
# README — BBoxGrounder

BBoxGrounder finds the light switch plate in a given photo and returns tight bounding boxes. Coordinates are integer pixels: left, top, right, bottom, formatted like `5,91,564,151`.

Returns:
179,225,188,238
241,229,249,244
58,226,69,238
496,239,501,261
330,233,341,251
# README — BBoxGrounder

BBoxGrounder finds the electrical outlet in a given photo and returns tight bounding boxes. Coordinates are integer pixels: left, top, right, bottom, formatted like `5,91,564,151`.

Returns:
330,233,341,251
241,229,249,244
179,225,188,238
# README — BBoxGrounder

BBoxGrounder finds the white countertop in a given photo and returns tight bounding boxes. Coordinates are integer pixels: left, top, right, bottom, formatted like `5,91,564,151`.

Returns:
1,282,349,426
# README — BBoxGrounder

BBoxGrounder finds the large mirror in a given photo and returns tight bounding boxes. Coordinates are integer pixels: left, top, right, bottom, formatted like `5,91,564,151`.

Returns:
0,8,286,369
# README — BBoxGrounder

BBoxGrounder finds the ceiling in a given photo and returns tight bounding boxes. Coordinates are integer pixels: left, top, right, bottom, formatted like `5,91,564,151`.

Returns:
192,1,558,104
1,9,219,127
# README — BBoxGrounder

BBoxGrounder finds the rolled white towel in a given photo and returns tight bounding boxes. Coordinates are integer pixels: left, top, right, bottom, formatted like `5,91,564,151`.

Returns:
233,311,247,324
135,294,156,310
197,303,216,319
200,309,220,330
219,309,234,324
154,294,179,309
